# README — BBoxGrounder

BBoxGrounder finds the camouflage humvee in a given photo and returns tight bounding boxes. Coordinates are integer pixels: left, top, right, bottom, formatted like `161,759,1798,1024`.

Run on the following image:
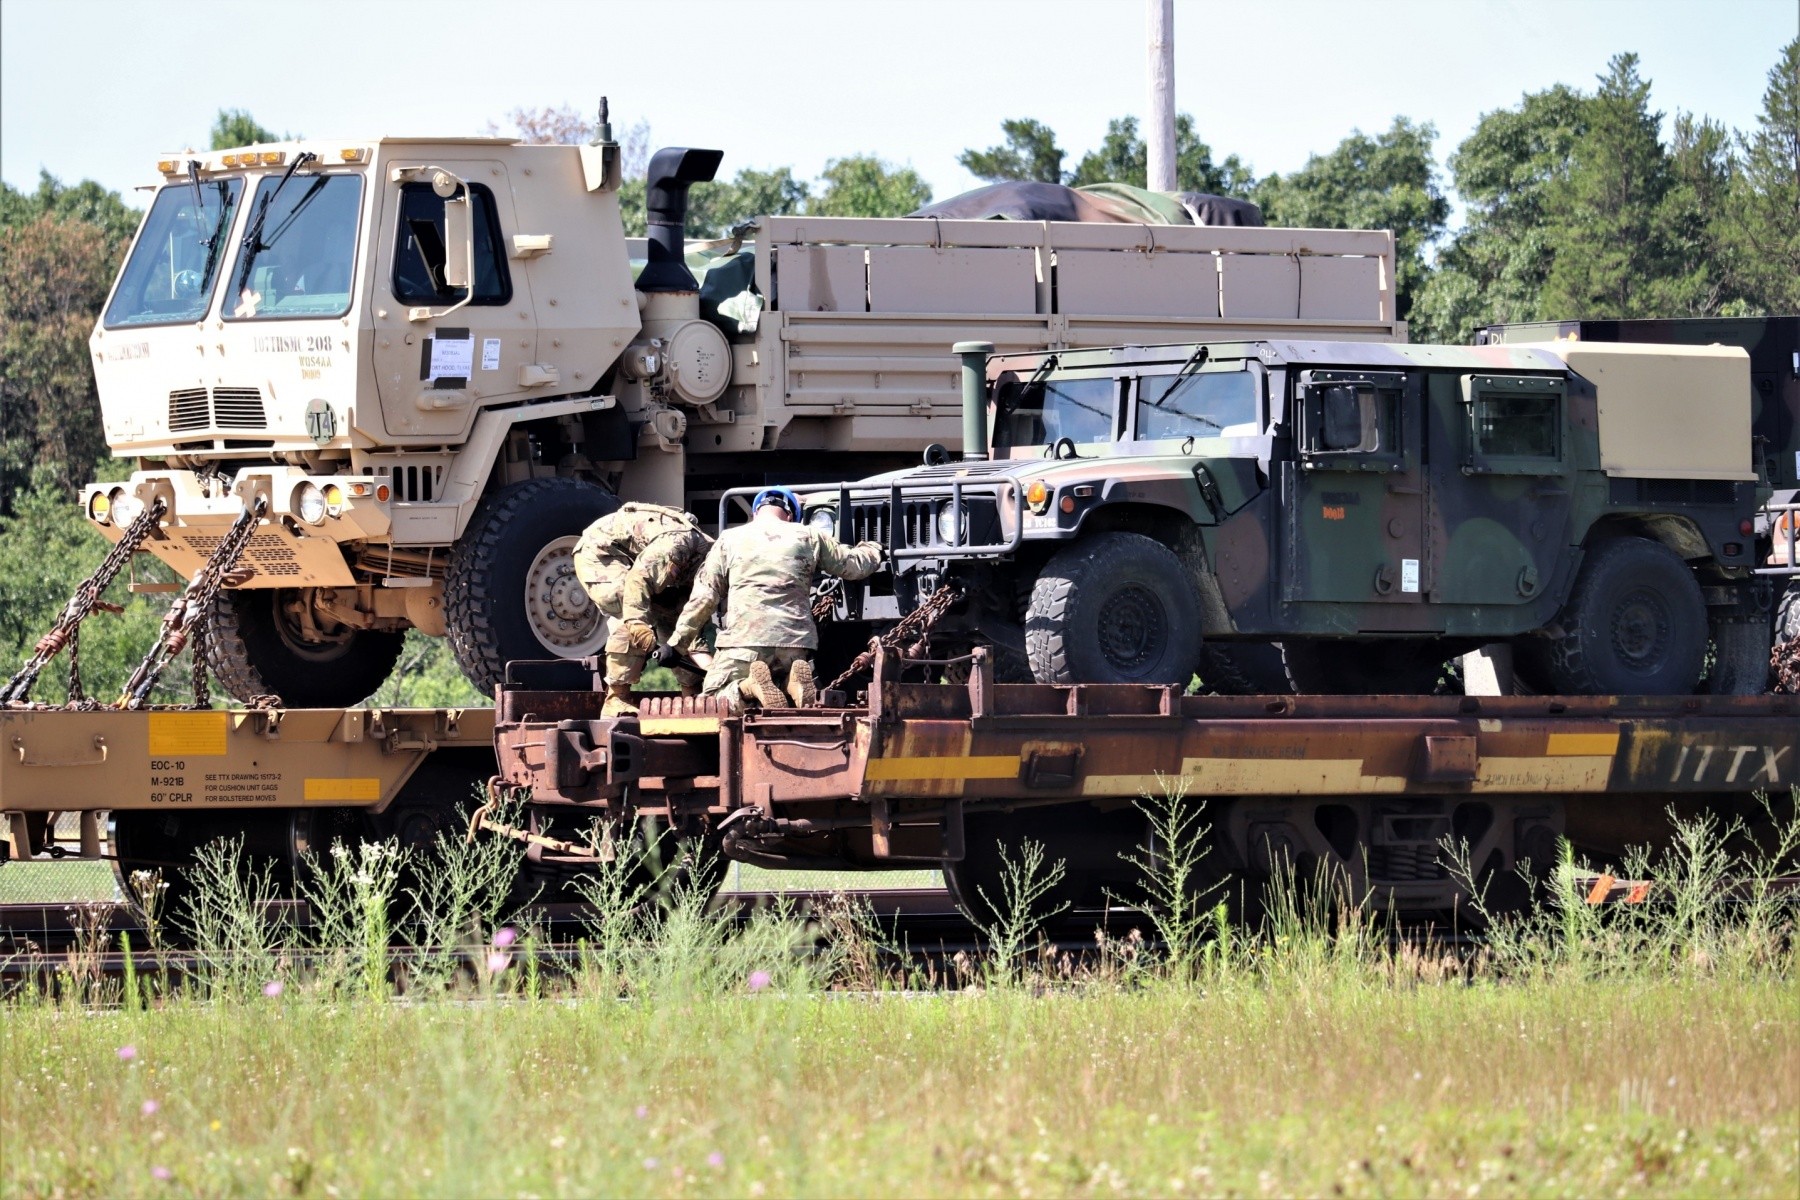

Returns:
804,338,1768,695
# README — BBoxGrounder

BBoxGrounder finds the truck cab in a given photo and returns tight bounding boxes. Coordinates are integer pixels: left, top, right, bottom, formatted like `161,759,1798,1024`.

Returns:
825,339,1765,696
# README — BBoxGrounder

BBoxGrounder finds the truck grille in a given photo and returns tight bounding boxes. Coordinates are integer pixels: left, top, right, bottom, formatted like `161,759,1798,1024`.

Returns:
166,386,268,433
380,463,443,502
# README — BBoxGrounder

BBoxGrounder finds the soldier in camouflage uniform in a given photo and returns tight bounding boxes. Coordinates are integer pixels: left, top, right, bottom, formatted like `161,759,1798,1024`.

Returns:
572,502,713,717
668,488,885,709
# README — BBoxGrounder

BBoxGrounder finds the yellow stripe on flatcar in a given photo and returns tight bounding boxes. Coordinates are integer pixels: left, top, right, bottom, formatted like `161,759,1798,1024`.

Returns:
147,711,228,757
1545,732,1621,757
303,777,382,802
862,755,1018,782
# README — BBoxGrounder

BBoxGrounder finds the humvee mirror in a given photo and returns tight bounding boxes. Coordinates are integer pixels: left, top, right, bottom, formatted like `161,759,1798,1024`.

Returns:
1319,385,1367,450
442,193,473,290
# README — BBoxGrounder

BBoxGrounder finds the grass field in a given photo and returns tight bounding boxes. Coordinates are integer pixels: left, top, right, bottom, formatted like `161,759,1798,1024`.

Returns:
3,795,1796,1198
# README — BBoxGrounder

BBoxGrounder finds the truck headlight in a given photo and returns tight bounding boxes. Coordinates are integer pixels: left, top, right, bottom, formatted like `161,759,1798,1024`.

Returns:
808,507,837,533
936,501,966,545
295,482,327,525
110,488,145,527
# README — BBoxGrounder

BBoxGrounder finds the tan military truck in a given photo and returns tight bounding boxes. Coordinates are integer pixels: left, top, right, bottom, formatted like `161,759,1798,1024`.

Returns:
81,121,1404,706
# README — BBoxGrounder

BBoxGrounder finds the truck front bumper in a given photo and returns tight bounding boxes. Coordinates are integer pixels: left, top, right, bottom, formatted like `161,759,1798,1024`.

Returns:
82,468,392,588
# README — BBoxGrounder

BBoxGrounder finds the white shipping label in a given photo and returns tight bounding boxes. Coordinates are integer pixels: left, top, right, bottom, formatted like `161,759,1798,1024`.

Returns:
1401,558,1421,593
482,338,501,371
429,336,473,378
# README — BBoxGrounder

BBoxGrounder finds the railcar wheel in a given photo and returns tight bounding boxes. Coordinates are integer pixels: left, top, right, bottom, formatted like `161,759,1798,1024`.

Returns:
943,806,1145,930
445,478,619,696
1025,533,1202,686
1521,536,1706,696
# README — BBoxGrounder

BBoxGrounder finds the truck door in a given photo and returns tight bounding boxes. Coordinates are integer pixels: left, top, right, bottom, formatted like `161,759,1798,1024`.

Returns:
1427,371,1573,610
1283,369,1429,616
370,160,532,442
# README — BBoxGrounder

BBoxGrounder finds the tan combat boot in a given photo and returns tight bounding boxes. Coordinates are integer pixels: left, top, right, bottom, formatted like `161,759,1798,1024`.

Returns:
785,658,817,707
740,659,787,708
601,681,638,718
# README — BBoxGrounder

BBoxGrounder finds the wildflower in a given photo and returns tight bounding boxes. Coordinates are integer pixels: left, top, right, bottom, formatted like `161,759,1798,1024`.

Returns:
141,1100,159,1116
117,1045,137,1062
747,970,772,993
493,926,518,948
487,951,511,973
708,1151,726,1168
263,980,284,998
209,1119,221,1132
151,1166,172,1181
635,1105,648,1119
644,1157,660,1170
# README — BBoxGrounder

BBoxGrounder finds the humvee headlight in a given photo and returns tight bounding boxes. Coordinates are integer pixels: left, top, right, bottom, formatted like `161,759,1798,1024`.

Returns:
87,491,111,524
323,484,346,516
295,482,327,526
110,489,145,527
936,501,967,545
1026,479,1051,513
808,507,837,534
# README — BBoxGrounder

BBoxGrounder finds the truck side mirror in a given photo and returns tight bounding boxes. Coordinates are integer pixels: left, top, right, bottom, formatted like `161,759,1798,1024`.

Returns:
442,192,473,290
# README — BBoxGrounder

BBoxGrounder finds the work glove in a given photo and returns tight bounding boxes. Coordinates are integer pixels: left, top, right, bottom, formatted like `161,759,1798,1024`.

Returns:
651,642,681,668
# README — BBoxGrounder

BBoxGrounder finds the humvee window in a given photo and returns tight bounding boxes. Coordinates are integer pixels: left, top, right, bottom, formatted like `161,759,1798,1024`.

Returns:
225,173,363,320
1463,375,1563,473
103,178,244,327
994,377,1118,450
1306,382,1387,453
1137,370,1258,440
393,182,511,305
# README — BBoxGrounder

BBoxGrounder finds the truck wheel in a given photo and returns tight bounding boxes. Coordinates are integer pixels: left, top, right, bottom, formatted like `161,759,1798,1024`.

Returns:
206,590,404,707
1705,617,1772,695
1528,536,1707,695
445,478,619,695
1200,643,1295,695
1281,639,1452,695
1025,533,1203,686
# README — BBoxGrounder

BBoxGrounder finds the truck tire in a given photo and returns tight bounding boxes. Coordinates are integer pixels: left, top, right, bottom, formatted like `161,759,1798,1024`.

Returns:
1200,642,1295,695
1525,536,1707,696
445,478,619,696
205,589,404,708
1281,639,1453,695
1025,533,1203,686
1705,617,1772,695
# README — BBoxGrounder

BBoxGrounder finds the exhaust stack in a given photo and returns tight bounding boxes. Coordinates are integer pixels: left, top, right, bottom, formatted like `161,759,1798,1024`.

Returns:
955,341,994,461
637,146,724,294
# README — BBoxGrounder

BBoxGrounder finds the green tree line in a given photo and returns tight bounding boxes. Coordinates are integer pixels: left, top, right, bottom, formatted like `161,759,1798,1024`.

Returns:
3,45,1795,700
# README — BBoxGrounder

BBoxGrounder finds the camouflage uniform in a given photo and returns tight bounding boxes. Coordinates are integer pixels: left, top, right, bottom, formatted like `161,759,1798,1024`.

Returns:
571,503,712,698
671,520,884,708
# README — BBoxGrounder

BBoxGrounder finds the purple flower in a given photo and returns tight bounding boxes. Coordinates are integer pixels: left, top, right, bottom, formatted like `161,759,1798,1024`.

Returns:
487,951,511,973
747,970,772,993
117,1045,137,1062
707,1151,725,1168
643,1157,660,1170
141,1099,159,1116
151,1166,172,1181
493,926,518,948
262,980,284,998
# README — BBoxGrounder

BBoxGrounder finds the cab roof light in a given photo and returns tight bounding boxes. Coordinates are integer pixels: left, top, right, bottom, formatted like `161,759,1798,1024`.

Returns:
259,151,285,166
220,153,241,167
156,159,179,174
339,148,366,163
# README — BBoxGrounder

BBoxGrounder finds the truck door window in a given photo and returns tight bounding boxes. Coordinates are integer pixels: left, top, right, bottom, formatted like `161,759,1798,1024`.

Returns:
103,178,244,327
392,182,511,305
1298,371,1404,470
225,173,363,320
1137,369,1258,440
1463,375,1563,473
994,376,1119,450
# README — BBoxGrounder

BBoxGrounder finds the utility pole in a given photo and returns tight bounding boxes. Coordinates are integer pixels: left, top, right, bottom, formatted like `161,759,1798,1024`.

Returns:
1147,0,1177,192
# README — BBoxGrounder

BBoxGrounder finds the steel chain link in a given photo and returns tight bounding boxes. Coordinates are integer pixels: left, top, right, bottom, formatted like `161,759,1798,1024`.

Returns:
118,496,266,710
817,581,963,700
1,497,167,706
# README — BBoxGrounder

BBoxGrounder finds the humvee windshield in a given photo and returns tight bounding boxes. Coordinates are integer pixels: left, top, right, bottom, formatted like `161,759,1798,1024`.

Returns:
994,376,1118,450
103,178,243,327
1136,369,1259,439
225,173,363,320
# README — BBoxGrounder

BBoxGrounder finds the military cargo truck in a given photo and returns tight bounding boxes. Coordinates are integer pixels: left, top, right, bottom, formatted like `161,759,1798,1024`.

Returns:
803,338,1766,696
78,122,1402,707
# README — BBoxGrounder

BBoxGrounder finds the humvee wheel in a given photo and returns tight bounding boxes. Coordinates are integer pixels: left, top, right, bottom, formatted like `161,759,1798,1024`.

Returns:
446,478,619,695
1200,642,1295,695
1526,536,1706,695
206,589,404,707
1025,533,1202,685
1280,639,1452,695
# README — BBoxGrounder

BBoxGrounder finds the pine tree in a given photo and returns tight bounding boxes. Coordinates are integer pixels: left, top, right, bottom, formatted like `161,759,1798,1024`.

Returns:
1723,38,1800,313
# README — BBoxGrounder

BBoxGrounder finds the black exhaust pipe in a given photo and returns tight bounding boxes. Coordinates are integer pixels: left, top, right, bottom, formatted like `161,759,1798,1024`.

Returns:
636,146,724,294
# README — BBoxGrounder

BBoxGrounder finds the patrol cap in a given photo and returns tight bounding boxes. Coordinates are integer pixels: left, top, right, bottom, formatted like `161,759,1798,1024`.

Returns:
752,487,801,517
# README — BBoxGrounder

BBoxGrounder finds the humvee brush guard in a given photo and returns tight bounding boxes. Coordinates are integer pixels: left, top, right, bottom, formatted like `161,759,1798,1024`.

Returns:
810,338,1769,696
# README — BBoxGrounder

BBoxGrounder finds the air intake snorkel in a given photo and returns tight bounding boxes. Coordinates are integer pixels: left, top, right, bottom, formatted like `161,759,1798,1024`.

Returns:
636,146,725,294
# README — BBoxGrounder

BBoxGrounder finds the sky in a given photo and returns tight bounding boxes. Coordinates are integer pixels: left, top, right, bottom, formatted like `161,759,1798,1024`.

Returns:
2,0,1795,224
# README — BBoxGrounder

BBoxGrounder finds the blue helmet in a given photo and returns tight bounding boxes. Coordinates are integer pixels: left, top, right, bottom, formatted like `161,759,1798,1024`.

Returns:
752,487,802,518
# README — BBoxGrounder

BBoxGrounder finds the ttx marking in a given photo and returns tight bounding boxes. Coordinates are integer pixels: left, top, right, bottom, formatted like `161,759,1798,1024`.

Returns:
1668,743,1790,785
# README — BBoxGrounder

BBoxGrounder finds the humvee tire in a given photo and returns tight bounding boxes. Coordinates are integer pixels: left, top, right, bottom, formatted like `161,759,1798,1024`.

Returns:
1025,532,1203,686
1523,536,1707,695
446,478,620,695
1200,642,1295,695
206,589,404,707
1280,639,1452,695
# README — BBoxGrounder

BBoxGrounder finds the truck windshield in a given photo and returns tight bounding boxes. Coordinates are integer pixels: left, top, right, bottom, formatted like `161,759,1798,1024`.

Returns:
225,172,363,320
103,178,243,327
994,377,1118,450
1136,370,1259,439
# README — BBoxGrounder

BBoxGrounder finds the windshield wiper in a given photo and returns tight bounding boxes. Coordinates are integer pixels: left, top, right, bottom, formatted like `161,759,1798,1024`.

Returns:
234,151,317,295
187,162,235,285
1152,344,1210,406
